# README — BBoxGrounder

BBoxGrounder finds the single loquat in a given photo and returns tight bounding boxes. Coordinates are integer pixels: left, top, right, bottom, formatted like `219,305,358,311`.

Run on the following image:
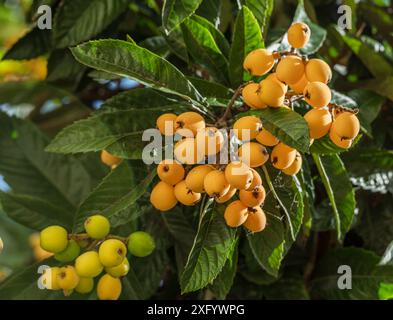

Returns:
224,200,249,228
54,239,80,262
224,161,253,190
233,116,263,141
150,181,178,212
276,55,305,85
101,150,122,167
175,112,205,137
204,170,230,197
127,231,156,258
243,207,267,233
105,257,130,277
99,239,127,268
196,127,224,156
243,49,275,76
287,22,311,49
303,81,331,109
216,186,237,204
304,108,333,139
75,277,94,294
305,59,332,84
271,143,297,170
329,130,352,149
242,82,267,109
256,128,279,147
289,74,309,94
282,151,302,176
174,180,201,206
239,185,266,207
156,113,177,136
246,169,262,191
41,267,61,290
330,112,360,140
75,251,104,278
57,265,80,290
84,215,110,239
97,274,122,300
258,77,287,107
174,138,204,165
185,165,214,193
238,142,269,168
157,160,185,185
40,225,68,253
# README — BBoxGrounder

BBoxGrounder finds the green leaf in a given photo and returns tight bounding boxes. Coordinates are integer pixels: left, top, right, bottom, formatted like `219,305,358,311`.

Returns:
248,165,304,277
46,108,176,156
312,154,356,239
0,192,73,230
240,108,310,153
342,35,393,78
281,0,327,55
362,76,393,102
242,0,274,34
163,25,189,62
180,200,238,293
121,267,145,300
209,240,238,299
310,134,352,155
74,162,155,232
187,77,233,101
139,36,171,58
71,40,204,104
311,248,393,300
378,283,393,300
229,6,263,88
181,17,229,84
162,0,203,33
3,28,51,60
53,0,130,48
0,113,95,211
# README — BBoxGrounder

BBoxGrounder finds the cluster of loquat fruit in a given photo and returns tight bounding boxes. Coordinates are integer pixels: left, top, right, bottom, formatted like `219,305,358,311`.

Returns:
242,22,360,148
38,215,155,300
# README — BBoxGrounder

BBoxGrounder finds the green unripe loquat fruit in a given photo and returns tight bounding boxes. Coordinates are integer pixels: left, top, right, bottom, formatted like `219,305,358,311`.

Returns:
127,231,156,258
54,239,80,262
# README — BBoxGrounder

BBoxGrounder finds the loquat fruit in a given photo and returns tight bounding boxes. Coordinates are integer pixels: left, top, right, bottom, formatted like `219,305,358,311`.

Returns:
105,257,130,277
101,150,122,167
303,81,331,109
54,239,80,263
258,77,287,107
99,239,127,268
75,251,104,278
57,266,80,290
330,112,360,140
97,274,122,300
256,129,279,147
239,185,266,207
305,59,332,84
242,82,267,109
174,138,204,165
150,181,178,212
329,130,352,149
84,215,110,239
289,74,309,94
244,207,267,233
238,142,269,168
174,180,201,206
243,49,275,76
41,267,61,290
224,200,249,228
233,116,263,141
127,231,155,258
246,169,262,191
75,277,94,294
175,112,205,137
157,160,185,185
271,143,297,170
282,151,302,176
216,186,237,204
185,165,214,193
224,161,253,190
196,127,224,156
304,108,332,139
204,170,230,197
287,22,311,49
156,113,177,136
40,225,68,253
276,55,305,85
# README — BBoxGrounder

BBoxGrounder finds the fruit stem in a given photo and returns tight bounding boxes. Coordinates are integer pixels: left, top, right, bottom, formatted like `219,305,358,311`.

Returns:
68,233,90,241
311,154,342,240
261,165,295,241
216,82,250,126
328,103,359,115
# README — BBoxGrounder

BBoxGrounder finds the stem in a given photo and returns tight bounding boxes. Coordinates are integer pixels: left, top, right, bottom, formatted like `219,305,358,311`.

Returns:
68,233,90,241
328,103,359,115
312,154,341,240
262,165,295,241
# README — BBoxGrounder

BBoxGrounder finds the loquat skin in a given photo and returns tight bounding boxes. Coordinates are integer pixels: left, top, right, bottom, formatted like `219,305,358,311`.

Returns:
150,181,178,212
40,225,68,253
246,169,262,191
216,186,237,204
127,231,155,257
105,257,130,277
175,112,205,137
57,266,80,290
243,49,275,76
233,116,263,141
204,170,230,197
196,127,224,156
54,239,80,262
41,267,61,290
98,239,127,268
303,81,332,109
242,83,267,109
329,130,352,149
224,161,253,190
97,274,122,300
276,55,305,85
304,108,333,139
256,129,279,147
185,165,214,193
305,59,332,84
238,142,269,168
243,207,267,233
271,143,297,170
75,277,94,294
258,77,287,107
156,113,177,136
75,251,104,278
330,112,360,140
287,22,311,49
84,215,110,239
224,200,249,228
101,150,122,167
266,73,288,90
239,185,266,207
157,160,185,185
174,138,204,165
289,74,309,94
174,180,201,206
282,152,302,176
